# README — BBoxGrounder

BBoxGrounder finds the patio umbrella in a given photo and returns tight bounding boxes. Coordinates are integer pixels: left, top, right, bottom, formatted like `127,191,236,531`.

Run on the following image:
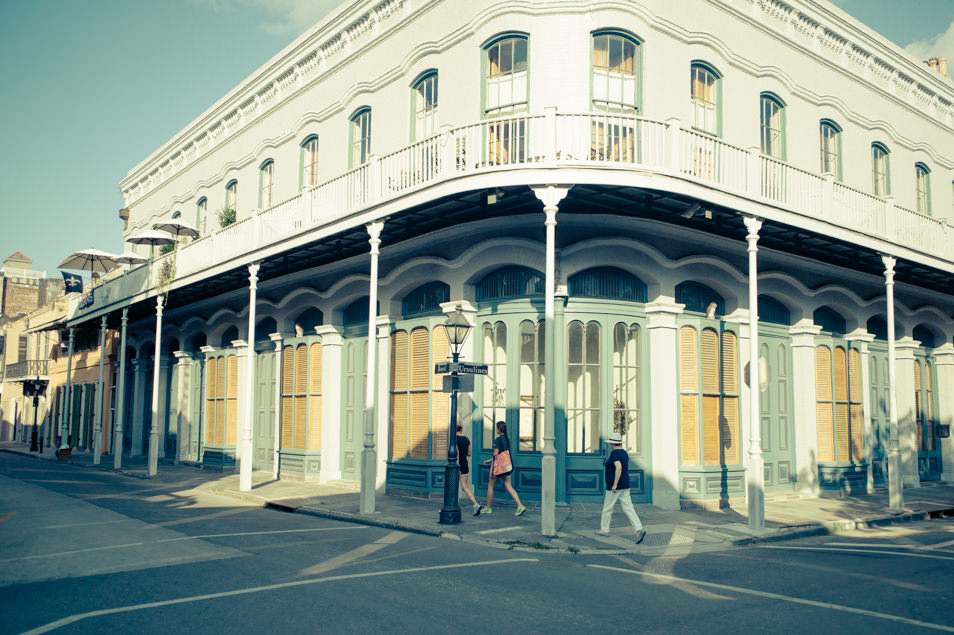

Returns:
58,248,120,275
125,229,175,247
115,251,148,266
154,218,200,239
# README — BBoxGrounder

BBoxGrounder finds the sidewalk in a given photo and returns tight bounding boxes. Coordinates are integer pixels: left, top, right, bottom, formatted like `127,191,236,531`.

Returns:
3,441,952,556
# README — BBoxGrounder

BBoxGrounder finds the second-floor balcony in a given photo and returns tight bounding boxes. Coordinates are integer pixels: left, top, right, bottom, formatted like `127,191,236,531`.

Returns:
5,360,50,382
74,111,954,321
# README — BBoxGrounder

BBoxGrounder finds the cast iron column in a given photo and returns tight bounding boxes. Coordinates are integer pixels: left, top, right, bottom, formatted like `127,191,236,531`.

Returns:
744,216,765,530
60,327,75,455
883,255,904,512
113,308,129,469
148,295,164,476
240,262,260,492
439,353,461,524
360,221,383,514
93,314,107,464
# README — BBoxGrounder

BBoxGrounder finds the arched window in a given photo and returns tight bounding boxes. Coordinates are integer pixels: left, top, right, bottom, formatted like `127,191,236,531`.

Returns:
225,180,238,211
293,308,323,336
519,319,545,452
567,320,600,453
814,306,846,335
760,93,785,159
913,325,936,348
259,159,274,209
483,34,528,118
256,316,278,338
819,120,841,179
171,210,182,219
343,297,372,327
349,108,371,168
402,281,449,318
675,281,724,317
916,163,931,215
301,135,319,188
592,31,640,114
690,62,721,135
412,71,438,141
867,316,888,341
568,267,647,302
757,295,790,326
871,143,890,197
480,321,508,450
196,197,207,234
914,359,936,453
476,266,544,302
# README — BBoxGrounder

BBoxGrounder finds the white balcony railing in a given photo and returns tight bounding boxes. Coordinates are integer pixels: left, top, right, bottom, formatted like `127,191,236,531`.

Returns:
82,112,954,318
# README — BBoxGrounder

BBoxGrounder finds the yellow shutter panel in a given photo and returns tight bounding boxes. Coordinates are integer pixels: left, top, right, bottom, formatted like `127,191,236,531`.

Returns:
432,327,449,389
410,328,429,390
848,349,863,460
431,391,449,460
309,395,322,451
679,327,697,391
850,404,863,460
700,328,720,394
702,395,721,465
226,355,238,445
721,331,738,394
815,346,832,401
680,395,699,465
294,344,307,394
281,396,294,448
309,343,322,395
409,392,430,459
282,345,294,394
391,392,408,458
722,396,740,464
835,403,849,461
206,359,217,444
833,347,847,402
216,357,226,444
817,402,834,461
926,362,935,451
391,331,408,391
914,361,923,451
293,396,306,449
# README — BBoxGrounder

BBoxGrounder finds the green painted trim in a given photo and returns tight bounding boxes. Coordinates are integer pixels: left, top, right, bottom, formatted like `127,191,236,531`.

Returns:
409,69,438,142
872,142,891,196
480,32,530,119
689,60,722,137
916,162,932,216
257,159,273,209
347,107,371,169
589,29,643,114
759,92,786,161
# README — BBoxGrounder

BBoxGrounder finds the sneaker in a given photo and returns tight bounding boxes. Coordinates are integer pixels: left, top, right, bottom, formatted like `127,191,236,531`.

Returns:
596,530,611,536
635,529,646,544
515,505,526,516
473,503,482,516
480,507,493,515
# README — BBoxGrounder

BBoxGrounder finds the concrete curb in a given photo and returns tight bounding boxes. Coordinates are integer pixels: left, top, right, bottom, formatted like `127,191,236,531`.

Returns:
279,503,445,538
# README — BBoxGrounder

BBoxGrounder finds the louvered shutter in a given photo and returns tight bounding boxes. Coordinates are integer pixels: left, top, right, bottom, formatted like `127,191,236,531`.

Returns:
431,326,449,459
281,345,294,448
390,331,409,458
925,363,935,452
226,355,238,445
848,348,863,460
815,346,834,461
701,329,720,465
721,331,739,464
216,357,226,444
293,344,307,450
409,327,430,459
833,347,848,461
308,343,322,451
679,326,699,466
206,359,217,444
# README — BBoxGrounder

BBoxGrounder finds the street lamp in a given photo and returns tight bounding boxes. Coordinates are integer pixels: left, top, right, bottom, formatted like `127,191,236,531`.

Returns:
23,376,47,452
438,306,471,525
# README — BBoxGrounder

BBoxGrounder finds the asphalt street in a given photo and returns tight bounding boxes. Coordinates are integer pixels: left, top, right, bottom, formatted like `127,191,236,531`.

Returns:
1,452,952,634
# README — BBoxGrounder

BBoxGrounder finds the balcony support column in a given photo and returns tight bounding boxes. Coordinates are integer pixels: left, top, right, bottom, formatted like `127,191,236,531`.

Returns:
59,327,75,455
113,308,128,469
240,262,260,492
148,295,164,477
883,255,904,512
532,185,571,537
744,216,764,530
93,314,107,464
360,220,384,514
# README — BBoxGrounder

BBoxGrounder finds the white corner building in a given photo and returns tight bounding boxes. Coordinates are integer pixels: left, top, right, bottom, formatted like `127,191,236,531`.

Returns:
65,0,954,509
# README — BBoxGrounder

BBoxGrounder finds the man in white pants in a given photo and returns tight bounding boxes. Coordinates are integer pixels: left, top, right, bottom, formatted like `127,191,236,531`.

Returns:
598,432,646,543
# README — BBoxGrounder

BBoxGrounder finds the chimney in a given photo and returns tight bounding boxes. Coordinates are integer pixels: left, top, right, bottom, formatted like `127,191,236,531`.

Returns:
939,57,948,77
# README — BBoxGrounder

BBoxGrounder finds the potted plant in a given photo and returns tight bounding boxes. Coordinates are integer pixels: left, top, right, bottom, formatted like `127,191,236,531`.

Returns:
218,208,236,228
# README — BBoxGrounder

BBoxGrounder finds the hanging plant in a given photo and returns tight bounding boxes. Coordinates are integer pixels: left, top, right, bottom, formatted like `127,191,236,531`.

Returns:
218,208,237,228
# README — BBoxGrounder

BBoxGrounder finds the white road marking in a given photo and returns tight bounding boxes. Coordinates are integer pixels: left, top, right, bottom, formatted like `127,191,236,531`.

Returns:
589,564,954,632
22,557,540,634
475,526,522,534
761,545,954,562
299,530,406,576
0,543,145,564
156,526,368,542
822,542,906,548
42,519,133,530
920,538,954,551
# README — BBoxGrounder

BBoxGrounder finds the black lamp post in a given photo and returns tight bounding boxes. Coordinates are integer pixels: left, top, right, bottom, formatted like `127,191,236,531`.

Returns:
25,377,47,452
438,306,471,525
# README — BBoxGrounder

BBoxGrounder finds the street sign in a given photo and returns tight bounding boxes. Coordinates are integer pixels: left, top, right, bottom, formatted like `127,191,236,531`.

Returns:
435,362,451,374
442,374,474,393
434,362,488,375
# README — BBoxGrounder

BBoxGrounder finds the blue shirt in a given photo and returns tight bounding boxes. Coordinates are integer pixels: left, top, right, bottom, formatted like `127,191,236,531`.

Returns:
605,448,630,490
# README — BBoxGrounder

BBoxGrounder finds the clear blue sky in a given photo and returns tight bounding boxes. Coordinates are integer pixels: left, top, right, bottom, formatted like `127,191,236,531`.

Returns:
1,0,952,278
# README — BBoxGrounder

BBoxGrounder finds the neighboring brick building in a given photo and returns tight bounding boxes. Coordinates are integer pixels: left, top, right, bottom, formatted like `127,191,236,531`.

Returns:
0,252,65,319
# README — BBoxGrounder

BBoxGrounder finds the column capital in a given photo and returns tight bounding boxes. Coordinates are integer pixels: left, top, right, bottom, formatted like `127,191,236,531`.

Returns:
723,308,750,325
199,345,216,355
173,350,193,364
366,219,384,243
439,300,477,325
531,184,572,210
132,357,151,370
646,297,684,329
375,315,391,339
790,318,822,345
894,337,920,357
315,325,343,347
845,329,874,346
933,343,954,365
743,215,763,236
231,339,249,353
247,261,261,280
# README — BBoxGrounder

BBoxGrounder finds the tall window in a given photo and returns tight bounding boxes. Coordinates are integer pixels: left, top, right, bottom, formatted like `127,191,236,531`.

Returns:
819,120,841,178
481,321,508,450
205,354,238,446
592,32,638,114
519,320,545,452
412,73,438,141
567,321,600,453
679,326,739,466
760,93,784,159
815,345,863,462
196,197,207,234
914,360,936,453
613,323,640,454
259,160,274,209
389,326,448,460
484,35,528,118
280,342,322,452
302,136,319,188
350,108,371,168
225,180,238,211
916,163,931,215
872,143,890,196
690,62,720,135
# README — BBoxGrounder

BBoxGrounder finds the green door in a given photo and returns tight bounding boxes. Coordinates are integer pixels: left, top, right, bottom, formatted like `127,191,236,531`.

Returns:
253,350,276,471
340,336,367,482
759,333,795,492
914,353,942,481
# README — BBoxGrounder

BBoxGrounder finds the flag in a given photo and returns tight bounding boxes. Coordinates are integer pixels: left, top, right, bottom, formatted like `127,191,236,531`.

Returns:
61,271,83,293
